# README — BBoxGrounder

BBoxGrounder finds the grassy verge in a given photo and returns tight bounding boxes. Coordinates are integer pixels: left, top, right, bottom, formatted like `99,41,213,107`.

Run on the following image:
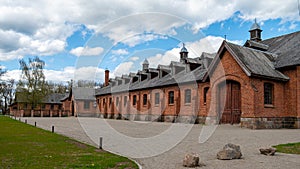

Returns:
0,116,138,169
273,142,300,155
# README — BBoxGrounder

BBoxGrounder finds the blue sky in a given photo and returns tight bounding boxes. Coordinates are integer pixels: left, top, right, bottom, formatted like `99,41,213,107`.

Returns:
1,0,300,83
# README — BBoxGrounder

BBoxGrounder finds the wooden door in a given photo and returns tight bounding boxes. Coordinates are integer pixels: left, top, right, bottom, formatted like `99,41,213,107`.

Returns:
218,81,241,124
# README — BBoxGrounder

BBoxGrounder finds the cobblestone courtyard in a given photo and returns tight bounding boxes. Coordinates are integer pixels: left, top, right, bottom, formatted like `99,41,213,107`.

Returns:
20,117,300,169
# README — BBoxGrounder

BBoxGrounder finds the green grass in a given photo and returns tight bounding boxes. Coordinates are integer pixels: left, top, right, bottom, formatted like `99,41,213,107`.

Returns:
273,142,300,155
0,116,138,169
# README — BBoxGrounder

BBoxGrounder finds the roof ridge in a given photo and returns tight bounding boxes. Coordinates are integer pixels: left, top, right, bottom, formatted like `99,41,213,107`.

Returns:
262,30,300,42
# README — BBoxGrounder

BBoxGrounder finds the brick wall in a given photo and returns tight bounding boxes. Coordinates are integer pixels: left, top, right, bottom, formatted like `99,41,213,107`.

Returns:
74,100,98,117
297,66,300,118
209,50,256,118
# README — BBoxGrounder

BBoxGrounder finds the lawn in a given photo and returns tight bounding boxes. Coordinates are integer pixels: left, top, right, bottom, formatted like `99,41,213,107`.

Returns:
0,116,138,169
273,142,300,155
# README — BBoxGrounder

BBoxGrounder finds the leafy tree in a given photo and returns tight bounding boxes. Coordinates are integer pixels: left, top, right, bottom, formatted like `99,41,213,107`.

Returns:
17,57,48,109
46,81,69,94
74,80,95,88
0,79,15,114
0,66,6,113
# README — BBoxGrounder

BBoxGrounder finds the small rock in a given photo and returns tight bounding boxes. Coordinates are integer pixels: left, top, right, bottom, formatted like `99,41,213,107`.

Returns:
259,148,276,156
217,143,242,160
183,153,199,167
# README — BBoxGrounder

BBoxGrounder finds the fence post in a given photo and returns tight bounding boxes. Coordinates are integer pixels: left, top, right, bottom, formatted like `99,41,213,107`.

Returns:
52,126,54,133
99,137,103,149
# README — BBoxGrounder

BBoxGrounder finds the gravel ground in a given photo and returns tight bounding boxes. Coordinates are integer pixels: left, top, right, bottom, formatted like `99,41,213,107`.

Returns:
19,117,300,169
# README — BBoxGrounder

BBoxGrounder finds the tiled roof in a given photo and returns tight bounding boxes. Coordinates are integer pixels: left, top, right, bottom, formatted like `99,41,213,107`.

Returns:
226,42,289,81
96,30,300,96
261,31,300,68
95,65,207,96
73,87,96,100
43,93,66,104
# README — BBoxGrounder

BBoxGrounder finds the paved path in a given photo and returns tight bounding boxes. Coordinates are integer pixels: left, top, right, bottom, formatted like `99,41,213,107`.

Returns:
20,117,300,169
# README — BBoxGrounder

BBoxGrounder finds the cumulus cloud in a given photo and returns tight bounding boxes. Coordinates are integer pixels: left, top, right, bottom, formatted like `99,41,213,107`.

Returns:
147,48,180,68
145,35,242,69
1,0,299,61
130,56,139,61
111,49,129,55
70,46,104,56
113,61,134,77
2,66,106,83
187,36,243,56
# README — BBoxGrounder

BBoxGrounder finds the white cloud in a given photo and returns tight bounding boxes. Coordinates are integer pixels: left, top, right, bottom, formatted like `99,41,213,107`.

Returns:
119,33,169,47
145,35,242,69
130,56,139,61
111,49,129,55
113,62,134,77
2,66,106,83
187,36,242,56
70,46,104,56
1,0,299,61
147,47,180,68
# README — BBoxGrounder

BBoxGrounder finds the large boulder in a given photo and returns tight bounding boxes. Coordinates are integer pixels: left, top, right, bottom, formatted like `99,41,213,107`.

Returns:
259,147,276,156
183,153,199,167
217,143,242,160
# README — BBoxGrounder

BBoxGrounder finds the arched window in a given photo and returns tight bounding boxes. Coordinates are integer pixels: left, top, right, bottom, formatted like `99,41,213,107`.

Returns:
185,89,191,103
116,97,119,106
203,87,209,104
133,95,137,105
143,94,147,106
123,96,128,106
264,83,274,105
168,91,174,104
155,93,160,105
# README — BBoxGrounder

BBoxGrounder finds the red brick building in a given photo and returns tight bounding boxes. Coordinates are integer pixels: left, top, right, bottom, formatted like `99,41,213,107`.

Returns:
10,93,70,117
95,22,300,129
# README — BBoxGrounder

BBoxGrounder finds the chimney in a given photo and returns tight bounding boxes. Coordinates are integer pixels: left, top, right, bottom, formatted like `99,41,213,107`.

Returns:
105,69,109,86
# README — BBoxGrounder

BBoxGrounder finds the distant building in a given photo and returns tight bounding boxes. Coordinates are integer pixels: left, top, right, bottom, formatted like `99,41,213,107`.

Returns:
62,87,98,117
10,93,69,117
95,21,300,129
10,87,98,117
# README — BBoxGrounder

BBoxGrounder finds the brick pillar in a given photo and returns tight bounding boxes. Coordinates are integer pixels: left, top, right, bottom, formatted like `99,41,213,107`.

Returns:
31,110,34,117
50,110,53,117
21,110,24,117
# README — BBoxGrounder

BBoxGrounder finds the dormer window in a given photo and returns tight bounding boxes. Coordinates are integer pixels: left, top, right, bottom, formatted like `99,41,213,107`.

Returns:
141,74,148,81
132,76,139,83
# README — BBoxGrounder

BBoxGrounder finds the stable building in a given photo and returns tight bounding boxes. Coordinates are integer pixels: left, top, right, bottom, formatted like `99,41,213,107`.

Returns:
10,93,69,117
95,21,300,129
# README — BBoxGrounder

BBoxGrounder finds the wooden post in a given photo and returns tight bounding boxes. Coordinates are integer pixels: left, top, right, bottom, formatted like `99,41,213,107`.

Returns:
52,126,54,133
25,119,27,124
99,137,103,149
35,122,36,127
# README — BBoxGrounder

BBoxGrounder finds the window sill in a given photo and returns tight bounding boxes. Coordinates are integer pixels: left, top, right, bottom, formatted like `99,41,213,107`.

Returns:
169,103,174,106
184,103,191,106
264,104,274,108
